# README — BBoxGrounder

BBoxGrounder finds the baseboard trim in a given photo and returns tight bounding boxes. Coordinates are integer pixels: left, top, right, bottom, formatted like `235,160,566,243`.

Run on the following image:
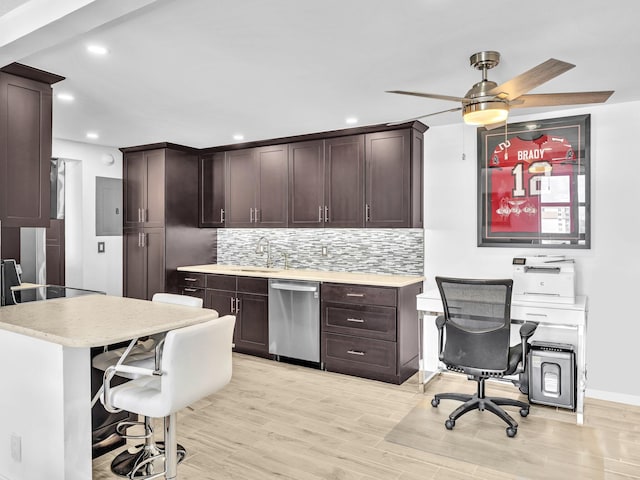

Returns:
586,388,640,406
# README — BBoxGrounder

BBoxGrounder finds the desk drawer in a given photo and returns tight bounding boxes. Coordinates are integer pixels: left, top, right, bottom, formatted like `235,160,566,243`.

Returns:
177,272,206,288
180,286,205,301
323,303,396,341
322,333,397,380
322,283,396,307
512,304,585,327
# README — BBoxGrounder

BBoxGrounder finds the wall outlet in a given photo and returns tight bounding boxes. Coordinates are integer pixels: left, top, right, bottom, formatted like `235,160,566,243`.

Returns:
11,433,21,462
321,245,328,256
98,241,105,253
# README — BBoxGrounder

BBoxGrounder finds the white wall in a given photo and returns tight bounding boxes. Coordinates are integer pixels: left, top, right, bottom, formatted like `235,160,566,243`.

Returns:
423,101,640,404
52,139,123,296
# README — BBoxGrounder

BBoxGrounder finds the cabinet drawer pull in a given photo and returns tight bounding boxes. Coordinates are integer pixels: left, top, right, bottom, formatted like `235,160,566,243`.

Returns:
324,205,329,223
183,288,197,292
346,293,365,297
347,350,365,356
346,318,365,323
183,277,198,282
526,313,548,317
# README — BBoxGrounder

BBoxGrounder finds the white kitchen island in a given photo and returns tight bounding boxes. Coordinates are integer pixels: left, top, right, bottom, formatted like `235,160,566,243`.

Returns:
0,294,218,480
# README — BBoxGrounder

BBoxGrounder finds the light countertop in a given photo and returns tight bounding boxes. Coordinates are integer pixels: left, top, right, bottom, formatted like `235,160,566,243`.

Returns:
0,294,218,347
178,264,424,288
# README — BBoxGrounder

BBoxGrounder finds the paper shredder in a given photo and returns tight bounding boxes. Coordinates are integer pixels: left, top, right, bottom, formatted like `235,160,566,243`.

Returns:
528,341,576,410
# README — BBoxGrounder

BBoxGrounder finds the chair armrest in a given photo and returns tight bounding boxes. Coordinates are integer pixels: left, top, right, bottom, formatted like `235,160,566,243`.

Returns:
102,364,162,413
519,321,538,372
435,315,446,360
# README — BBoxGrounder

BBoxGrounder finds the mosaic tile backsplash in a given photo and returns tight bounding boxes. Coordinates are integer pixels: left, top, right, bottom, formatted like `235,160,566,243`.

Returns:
217,229,424,276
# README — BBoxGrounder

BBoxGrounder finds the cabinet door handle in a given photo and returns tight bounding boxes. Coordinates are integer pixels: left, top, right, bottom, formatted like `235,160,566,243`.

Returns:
250,208,254,223
137,232,142,247
365,204,371,222
346,318,365,323
318,206,323,222
220,208,225,223
138,208,142,223
235,297,240,312
230,297,234,313
143,209,147,222
324,205,329,223
346,293,365,298
347,350,365,356
183,277,198,282
141,232,147,247
255,208,260,223
183,288,197,293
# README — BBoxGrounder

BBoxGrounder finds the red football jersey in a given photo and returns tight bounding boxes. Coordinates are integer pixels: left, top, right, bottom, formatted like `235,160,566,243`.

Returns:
486,135,576,234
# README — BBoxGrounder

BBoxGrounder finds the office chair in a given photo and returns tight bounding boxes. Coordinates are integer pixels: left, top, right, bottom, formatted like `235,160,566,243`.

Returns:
103,315,236,479
431,276,537,437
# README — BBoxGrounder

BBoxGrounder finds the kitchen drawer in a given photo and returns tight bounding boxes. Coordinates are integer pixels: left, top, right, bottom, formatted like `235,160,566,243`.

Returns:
322,333,397,381
322,302,396,341
206,274,236,292
237,276,268,296
321,283,397,307
180,286,205,301
177,271,206,288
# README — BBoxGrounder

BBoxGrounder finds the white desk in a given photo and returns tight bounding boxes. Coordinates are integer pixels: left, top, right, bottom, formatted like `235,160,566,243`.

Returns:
416,289,588,424
0,295,218,480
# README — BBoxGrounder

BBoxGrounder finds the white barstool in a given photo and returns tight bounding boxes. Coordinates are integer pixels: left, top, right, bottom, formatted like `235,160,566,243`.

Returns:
93,293,206,477
103,314,235,480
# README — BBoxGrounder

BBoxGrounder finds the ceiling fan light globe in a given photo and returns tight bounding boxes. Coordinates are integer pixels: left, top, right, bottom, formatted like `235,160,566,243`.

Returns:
463,101,509,125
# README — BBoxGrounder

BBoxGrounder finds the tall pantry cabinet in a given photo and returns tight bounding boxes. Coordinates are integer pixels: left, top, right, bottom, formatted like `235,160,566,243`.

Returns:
121,143,215,300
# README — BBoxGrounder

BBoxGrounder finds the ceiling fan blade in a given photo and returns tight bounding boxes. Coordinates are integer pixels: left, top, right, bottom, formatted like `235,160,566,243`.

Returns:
483,121,507,131
511,91,614,108
487,58,575,100
387,107,462,126
386,90,468,103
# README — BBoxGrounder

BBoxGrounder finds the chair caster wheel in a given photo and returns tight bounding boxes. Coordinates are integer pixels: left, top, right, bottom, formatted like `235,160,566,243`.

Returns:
445,419,455,430
431,398,440,407
519,407,529,417
506,426,517,437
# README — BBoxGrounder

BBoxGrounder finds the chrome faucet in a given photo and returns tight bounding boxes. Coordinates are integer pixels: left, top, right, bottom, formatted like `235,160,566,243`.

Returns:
255,236,272,268
281,252,290,270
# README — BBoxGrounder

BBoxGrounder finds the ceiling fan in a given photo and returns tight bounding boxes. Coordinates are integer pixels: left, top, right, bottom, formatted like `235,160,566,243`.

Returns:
387,51,613,128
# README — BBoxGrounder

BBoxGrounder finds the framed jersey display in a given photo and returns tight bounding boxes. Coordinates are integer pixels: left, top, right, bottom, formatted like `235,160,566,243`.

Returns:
477,114,590,248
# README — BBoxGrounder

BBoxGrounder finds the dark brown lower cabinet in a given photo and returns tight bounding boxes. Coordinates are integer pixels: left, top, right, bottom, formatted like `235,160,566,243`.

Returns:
196,274,269,358
123,228,165,300
321,281,422,384
46,218,65,286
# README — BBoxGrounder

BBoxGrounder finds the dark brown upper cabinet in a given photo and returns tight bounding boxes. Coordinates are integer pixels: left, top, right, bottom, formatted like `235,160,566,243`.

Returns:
123,149,165,229
199,121,425,229
0,64,64,228
199,152,226,227
365,129,423,228
225,145,287,228
288,136,364,228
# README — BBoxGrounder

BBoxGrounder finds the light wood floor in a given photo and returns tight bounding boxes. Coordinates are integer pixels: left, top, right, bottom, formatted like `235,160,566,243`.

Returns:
93,353,640,479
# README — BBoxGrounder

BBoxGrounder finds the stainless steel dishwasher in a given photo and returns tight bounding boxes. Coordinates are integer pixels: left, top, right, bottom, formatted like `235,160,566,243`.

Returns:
268,279,320,363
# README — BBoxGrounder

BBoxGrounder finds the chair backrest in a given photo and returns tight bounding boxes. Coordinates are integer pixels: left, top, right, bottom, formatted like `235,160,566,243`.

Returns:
436,276,513,373
1,259,21,306
152,292,203,308
160,315,236,413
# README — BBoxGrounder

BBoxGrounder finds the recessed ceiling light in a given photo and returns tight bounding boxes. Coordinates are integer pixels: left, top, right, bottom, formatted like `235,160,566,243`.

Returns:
86,132,99,140
233,134,244,141
87,44,108,55
345,117,358,125
56,93,74,102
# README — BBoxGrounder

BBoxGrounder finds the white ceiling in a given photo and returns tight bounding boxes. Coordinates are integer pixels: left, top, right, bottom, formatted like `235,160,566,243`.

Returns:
2,0,639,149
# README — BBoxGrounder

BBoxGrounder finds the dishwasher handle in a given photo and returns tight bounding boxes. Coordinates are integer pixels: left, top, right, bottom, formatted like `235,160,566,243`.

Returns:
270,282,318,292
